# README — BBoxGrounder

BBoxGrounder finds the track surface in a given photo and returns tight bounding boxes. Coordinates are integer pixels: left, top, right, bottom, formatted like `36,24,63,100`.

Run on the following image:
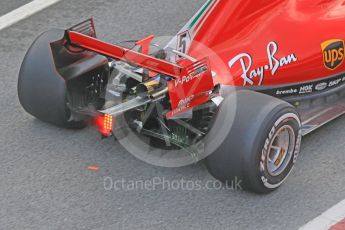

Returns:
0,0,32,16
1,0,345,229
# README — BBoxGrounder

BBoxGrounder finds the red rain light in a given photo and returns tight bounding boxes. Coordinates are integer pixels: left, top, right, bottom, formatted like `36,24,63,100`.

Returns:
95,114,113,136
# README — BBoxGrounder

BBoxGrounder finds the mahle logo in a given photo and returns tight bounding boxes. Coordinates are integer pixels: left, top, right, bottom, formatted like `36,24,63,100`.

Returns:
321,39,345,70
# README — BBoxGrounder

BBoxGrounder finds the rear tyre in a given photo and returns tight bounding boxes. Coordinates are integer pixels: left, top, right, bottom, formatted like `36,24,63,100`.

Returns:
18,29,85,129
205,90,302,194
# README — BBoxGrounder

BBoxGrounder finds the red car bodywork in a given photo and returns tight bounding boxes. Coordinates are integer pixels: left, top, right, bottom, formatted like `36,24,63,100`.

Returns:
67,0,345,118
185,0,345,87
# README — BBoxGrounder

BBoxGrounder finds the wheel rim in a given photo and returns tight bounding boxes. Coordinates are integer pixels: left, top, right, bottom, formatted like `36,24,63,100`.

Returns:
266,125,295,177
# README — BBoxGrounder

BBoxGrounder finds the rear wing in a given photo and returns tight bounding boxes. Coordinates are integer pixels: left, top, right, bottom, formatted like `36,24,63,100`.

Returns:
65,19,183,78
65,19,215,117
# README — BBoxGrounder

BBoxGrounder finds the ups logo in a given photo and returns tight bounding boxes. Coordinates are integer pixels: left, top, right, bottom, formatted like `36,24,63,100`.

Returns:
321,39,345,70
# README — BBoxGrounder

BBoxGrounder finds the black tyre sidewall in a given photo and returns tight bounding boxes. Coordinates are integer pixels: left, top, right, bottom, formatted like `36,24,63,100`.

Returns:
18,29,86,129
205,90,302,194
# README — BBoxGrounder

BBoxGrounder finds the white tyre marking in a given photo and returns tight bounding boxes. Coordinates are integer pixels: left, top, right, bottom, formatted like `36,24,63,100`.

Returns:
260,112,301,189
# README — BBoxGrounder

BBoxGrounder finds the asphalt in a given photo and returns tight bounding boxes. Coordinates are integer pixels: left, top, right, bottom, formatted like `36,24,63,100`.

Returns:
0,0,32,16
0,0,345,229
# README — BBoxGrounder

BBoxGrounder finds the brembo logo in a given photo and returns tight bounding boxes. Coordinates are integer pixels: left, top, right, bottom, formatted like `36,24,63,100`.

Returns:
321,39,345,70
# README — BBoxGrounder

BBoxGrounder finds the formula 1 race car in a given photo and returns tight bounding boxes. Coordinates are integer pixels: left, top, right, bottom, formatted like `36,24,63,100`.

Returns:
17,0,345,193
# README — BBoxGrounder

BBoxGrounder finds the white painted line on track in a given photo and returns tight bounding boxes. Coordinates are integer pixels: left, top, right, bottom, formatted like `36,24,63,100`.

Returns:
0,0,60,31
299,199,345,230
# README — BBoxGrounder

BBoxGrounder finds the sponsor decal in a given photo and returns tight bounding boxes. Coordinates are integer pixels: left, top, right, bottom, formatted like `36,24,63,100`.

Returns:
315,82,328,91
299,84,313,94
276,88,298,95
190,66,208,77
328,78,342,87
174,66,208,87
321,39,345,70
178,95,195,107
229,41,298,86
166,93,209,118
269,73,345,97
170,103,191,116
175,75,199,87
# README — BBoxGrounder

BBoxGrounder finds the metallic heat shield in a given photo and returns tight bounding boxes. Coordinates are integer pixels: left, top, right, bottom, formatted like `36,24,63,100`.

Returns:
100,96,152,116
